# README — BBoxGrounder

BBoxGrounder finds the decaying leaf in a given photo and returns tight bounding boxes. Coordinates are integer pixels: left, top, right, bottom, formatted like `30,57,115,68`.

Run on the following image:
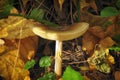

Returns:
87,45,115,73
0,48,30,80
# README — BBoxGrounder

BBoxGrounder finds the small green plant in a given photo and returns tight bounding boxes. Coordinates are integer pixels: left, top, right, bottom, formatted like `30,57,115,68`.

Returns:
24,56,56,80
37,72,56,80
24,56,85,80
109,46,120,52
39,56,52,68
24,59,36,70
100,0,120,17
62,66,84,80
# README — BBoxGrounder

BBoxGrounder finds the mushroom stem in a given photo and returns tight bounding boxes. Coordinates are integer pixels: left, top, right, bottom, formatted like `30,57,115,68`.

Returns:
55,40,62,78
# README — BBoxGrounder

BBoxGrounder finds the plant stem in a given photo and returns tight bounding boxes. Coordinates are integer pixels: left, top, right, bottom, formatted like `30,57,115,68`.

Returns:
54,40,62,78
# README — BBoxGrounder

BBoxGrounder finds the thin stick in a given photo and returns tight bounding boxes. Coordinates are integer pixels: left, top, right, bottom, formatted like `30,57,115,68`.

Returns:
12,24,23,78
54,40,62,78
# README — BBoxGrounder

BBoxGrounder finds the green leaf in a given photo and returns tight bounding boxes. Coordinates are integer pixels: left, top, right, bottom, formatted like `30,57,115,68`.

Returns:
41,20,59,27
109,46,120,52
24,59,36,70
116,0,120,8
39,56,52,68
29,8,44,21
0,4,13,19
62,66,84,80
37,77,46,80
37,72,56,80
100,7,120,17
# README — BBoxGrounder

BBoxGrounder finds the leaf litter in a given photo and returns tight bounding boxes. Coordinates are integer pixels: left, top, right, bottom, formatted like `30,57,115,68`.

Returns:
0,0,120,80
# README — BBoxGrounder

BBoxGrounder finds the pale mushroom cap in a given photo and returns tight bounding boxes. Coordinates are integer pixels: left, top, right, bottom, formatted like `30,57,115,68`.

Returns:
30,22,89,41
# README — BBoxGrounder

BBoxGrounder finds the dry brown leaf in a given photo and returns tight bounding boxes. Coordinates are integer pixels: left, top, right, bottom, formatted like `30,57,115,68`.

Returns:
18,36,38,61
82,31,99,55
99,37,116,48
0,49,30,80
89,26,106,39
80,11,109,27
105,24,116,37
114,71,120,80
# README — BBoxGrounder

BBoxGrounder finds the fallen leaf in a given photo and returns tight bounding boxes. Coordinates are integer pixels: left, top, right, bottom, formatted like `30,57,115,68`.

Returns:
82,31,99,55
16,36,38,61
99,37,116,48
89,26,106,39
105,24,116,37
0,49,30,80
0,16,35,39
114,71,120,80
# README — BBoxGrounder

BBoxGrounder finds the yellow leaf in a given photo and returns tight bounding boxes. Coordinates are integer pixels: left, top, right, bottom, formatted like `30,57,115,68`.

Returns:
0,16,35,39
0,49,30,80
0,39,5,45
107,54,115,64
0,45,6,53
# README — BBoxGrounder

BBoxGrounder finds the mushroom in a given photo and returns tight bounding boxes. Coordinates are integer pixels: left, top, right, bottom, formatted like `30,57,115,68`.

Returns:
29,22,89,79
